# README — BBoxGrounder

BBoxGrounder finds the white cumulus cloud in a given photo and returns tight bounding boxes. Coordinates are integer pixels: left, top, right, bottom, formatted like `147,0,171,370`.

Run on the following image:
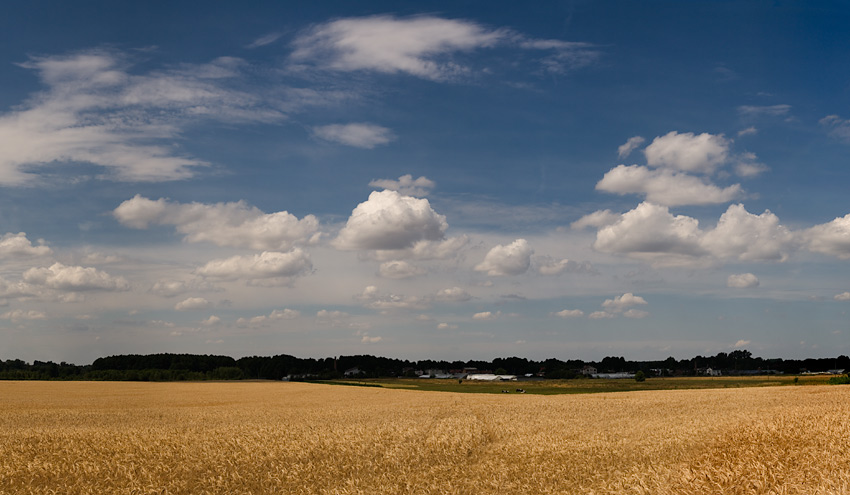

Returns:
23,263,129,291
834,292,850,301
175,297,212,311
201,315,221,326
593,202,705,263
475,239,533,276
114,195,320,251
702,205,794,262
596,165,742,206
592,202,796,265
644,131,730,174
602,293,648,312
196,250,312,281
472,311,499,320
0,233,52,258
334,190,447,251
805,214,850,259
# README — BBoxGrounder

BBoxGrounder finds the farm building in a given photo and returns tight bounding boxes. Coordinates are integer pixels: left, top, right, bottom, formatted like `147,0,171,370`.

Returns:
466,373,517,381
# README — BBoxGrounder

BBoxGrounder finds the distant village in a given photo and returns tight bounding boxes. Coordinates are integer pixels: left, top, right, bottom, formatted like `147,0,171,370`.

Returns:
339,363,847,382
1,349,848,381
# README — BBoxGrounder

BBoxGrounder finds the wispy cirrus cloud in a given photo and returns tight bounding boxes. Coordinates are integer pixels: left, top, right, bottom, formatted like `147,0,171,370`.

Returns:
0,51,291,185
312,122,395,148
820,115,850,142
290,14,599,81
737,104,791,117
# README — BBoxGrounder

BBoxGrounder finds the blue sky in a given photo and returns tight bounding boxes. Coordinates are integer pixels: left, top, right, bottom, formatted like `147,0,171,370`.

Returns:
1,1,850,364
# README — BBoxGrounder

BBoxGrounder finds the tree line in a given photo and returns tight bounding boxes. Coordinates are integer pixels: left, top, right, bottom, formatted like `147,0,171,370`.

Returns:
0,350,848,381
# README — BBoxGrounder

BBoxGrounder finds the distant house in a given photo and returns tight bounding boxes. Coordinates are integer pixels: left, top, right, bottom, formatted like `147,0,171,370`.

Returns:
580,365,597,376
343,367,362,377
705,368,721,376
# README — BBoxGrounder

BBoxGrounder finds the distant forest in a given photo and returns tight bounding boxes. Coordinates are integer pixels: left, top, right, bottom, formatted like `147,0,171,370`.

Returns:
1,350,848,381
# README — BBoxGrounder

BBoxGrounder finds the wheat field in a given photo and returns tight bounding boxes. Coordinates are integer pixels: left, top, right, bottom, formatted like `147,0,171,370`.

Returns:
1,381,848,494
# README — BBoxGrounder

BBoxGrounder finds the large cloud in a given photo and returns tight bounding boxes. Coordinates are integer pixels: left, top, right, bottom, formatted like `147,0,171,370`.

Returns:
475,239,533,276
23,262,129,291
805,214,850,259
0,51,287,184
291,15,503,80
596,165,742,206
593,203,705,262
593,202,796,265
596,131,755,206
196,250,312,281
114,195,320,251
0,233,52,257
334,190,448,251
290,15,598,80
701,205,794,262
643,131,730,174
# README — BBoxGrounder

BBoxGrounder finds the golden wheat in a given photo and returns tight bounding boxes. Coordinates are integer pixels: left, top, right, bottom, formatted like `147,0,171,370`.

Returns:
1,381,848,494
